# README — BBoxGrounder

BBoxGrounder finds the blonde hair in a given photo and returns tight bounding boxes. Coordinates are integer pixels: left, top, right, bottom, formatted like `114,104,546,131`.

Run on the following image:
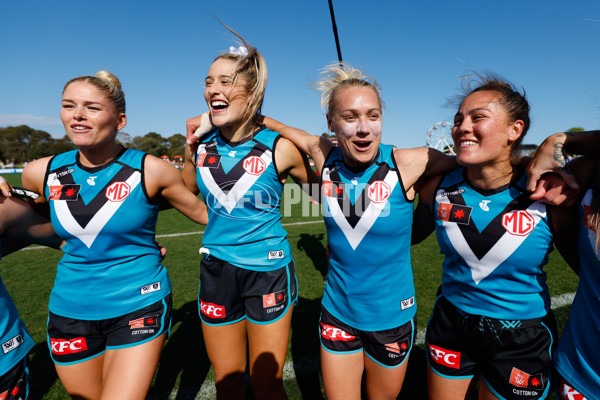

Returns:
63,70,126,114
312,62,383,114
213,22,267,129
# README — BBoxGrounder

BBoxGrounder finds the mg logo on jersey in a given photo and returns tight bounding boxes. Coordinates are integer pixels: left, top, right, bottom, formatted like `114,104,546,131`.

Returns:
50,337,88,355
105,181,131,202
367,181,391,203
243,156,267,176
200,300,226,318
502,210,535,236
428,343,461,369
320,323,355,341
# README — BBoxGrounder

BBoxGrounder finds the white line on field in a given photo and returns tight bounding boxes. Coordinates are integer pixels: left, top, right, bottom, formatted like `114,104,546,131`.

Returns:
20,220,325,250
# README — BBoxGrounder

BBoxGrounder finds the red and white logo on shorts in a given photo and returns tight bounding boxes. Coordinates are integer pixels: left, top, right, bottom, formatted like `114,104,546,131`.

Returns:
200,300,226,318
320,323,355,341
50,337,88,355
263,290,285,308
428,343,461,369
509,367,544,390
558,378,585,400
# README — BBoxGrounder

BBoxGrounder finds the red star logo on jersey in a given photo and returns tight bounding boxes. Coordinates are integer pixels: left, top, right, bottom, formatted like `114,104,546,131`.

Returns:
65,188,76,197
207,156,217,164
454,209,465,219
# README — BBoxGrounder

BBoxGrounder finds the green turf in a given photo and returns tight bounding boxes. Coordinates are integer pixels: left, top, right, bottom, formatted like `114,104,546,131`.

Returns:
0,174,580,399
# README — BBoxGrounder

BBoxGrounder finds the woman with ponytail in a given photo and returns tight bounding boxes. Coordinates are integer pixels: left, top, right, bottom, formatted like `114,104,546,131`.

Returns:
22,70,208,399
181,27,316,399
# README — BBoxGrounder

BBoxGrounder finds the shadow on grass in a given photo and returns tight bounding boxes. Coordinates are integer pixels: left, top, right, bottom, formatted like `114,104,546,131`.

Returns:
28,342,60,399
149,301,211,399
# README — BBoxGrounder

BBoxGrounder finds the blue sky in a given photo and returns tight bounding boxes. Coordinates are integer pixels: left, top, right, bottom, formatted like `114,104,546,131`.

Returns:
1,0,599,150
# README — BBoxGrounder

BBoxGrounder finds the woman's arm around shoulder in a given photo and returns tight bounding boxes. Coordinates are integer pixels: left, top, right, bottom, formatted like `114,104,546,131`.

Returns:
261,116,333,172
393,147,457,200
275,137,319,185
411,175,441,245
144,155,208,225
181,144,200,194
22,156,52,201
1,196,62,256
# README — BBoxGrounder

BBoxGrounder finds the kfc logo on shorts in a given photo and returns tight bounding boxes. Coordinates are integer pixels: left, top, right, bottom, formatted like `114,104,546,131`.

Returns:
2,334,24,355
140,282,161,295
509,367,543,390
368,181,391,204
50,337,88,355
558,378,585,400
200,300,226,318
105,181,131,202
129,315,159,329
428,343,461,369
320,323,355,341
243,156,266,176
502,211,535,236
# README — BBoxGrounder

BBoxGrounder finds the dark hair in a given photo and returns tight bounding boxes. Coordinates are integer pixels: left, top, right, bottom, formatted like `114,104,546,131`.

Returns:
452,72,530,154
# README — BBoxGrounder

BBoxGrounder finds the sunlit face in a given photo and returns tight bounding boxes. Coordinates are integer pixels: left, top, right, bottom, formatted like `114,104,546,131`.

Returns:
60,81,126,149
327,86,382,167
204,58,249,131
452,90,523,167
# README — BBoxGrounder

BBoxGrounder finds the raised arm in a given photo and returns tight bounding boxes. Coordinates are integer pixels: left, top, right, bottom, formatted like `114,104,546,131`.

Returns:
144,155,208,225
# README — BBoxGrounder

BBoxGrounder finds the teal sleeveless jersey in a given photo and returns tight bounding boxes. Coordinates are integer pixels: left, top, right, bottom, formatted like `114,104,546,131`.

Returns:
434,167,553,319
321,145,416,331
45,148,171,319
0,244,35,376
193,128,292,271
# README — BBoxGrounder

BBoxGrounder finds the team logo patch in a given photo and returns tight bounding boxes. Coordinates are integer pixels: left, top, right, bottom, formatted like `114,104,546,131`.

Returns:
428,343,461,369
268,250,284,260
129,315,159,329
322,180,345,198
105,181,131,202
385,339,409,354
320,323,355,341
502,210,535,236
2,334,24,355
263,290,286,308
243,156,267,176
50,337,88,355
438,203,472,224
200,300,226,318
197,153,222,168
401,296,415,310
140,282,161,295
48,184,81,200
367,181,391,203
509,367,543,390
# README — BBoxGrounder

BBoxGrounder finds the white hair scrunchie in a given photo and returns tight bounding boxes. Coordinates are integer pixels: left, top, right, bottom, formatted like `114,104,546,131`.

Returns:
229,46,248,57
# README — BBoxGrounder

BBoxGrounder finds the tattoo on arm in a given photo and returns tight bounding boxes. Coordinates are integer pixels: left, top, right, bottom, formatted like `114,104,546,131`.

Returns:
553,143,567,168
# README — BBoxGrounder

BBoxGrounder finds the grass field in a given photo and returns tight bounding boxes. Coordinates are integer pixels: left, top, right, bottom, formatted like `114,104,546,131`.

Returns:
0,173,579,399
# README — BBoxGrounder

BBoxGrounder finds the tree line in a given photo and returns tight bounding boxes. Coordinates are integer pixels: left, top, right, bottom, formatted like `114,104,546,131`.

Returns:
0,126,186,164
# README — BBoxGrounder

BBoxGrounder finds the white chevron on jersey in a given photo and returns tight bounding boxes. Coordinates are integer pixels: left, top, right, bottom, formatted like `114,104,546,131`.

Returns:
48,170,141,248
198,146,273,214
323,168,398,250
436,190,547,284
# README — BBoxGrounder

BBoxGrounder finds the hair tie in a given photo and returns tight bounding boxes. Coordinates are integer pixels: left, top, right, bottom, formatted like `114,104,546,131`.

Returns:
229,46,248,57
